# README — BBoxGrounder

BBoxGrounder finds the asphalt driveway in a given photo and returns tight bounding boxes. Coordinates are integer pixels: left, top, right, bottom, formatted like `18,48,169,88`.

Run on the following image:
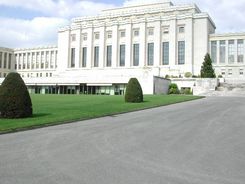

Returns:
0,97,245,184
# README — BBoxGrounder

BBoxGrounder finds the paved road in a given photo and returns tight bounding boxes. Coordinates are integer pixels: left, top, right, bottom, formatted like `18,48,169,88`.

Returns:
1,97,245,184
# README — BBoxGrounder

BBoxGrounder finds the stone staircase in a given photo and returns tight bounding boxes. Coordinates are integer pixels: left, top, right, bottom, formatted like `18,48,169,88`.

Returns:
199,79,245,97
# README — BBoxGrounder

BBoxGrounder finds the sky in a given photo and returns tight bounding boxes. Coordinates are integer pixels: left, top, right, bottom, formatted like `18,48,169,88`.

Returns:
0,0,244,48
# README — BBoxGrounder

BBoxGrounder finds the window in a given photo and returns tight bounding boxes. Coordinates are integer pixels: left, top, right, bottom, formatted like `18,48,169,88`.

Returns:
228,40,235,63
82,34,87,41
178,41,185,64
134,30,139,37
70,48,75,68
107,31,112,39
133,44,139,66
211,41,217,64
4,53,7,69
8,53,12,69
31,53,35,69
148,28,154,36
221,69,225,75
228,69,232,75
71,34,76,42
94,46,99,67
50,73,52,77
106,45,112,67
163,27,169,34
41,51,44,69
46,73,48,77
238,39,244,63
0,52,2,68
40,73,42,77
239,69,244,75
147,43,154,66
162,42,169,65
178,26,185,33
45,52,49,69
220,40,226,63
120,31,125,38
23,53,26,69
82,47,87,67
95,32,100,40
36,52,40,69
119,45,125,66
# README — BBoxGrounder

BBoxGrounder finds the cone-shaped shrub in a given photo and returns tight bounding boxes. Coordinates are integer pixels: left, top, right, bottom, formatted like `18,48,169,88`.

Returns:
200,53,216,78
125,78,143,103
0,72,32,118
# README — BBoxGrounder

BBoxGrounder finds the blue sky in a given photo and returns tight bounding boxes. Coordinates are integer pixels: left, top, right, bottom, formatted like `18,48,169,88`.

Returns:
0,0,244,48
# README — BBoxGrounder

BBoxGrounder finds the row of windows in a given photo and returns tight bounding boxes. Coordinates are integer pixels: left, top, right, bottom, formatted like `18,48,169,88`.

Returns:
70,41,185,68
15,51,58,70
71,26,185,42
221,68,244,76
0,52,12,69
211,39,244,64
20,72,53,78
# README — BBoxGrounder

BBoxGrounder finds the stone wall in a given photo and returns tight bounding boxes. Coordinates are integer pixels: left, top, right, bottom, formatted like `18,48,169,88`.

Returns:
153,76,170,94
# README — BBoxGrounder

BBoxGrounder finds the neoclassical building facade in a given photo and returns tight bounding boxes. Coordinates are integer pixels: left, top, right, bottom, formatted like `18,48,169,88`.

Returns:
0,0,245,94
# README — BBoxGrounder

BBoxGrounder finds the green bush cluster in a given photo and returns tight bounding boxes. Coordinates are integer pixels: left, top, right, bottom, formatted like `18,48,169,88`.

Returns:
0,73,32,118
181,88,193,95
168,83,180,94
184,72,192,78
125,78,143,103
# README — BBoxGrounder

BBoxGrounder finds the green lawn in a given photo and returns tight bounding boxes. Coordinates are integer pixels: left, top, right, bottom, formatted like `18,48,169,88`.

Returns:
0,95,202,133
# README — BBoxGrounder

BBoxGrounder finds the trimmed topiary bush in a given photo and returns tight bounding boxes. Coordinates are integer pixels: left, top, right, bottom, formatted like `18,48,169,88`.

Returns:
125,78,143,103
184,72,192,78
168,83,180,94
0,72,32,118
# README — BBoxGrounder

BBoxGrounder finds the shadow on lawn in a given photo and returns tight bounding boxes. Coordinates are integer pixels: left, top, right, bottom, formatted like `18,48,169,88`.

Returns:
31,113,51,118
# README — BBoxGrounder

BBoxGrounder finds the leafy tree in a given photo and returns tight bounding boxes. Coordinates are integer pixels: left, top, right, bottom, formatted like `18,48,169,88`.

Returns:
0,72,32,118
125,78,143,103
200,53,216,78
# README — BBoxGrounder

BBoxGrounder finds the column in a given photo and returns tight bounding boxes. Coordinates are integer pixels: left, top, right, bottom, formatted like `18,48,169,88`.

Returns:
139,21,146,67
112,24,119,67
99,26,106,68
75,29,81,68
87,27,94,68
169,18,177,66
154,20,161,67
125,23,132,67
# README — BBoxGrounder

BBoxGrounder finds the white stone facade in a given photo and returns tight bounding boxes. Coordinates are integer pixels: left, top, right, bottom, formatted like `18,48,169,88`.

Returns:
0,47,15,78
0,0,244,94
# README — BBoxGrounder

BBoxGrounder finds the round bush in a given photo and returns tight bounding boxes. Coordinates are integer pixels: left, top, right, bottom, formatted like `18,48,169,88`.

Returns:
168,83,180,94
0,72,32,118
125,78,143,103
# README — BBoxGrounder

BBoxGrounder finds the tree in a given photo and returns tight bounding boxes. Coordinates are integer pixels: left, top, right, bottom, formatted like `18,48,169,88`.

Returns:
0,72,32,118
125,78,143,103
200,53,216,78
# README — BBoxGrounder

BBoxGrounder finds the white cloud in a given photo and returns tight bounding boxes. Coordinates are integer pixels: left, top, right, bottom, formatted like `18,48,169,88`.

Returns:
0,0,244,48
0,0,116,18
0,17,68,48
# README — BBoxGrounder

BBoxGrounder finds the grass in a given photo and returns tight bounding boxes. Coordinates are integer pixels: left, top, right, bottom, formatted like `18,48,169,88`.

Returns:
0,94,202,133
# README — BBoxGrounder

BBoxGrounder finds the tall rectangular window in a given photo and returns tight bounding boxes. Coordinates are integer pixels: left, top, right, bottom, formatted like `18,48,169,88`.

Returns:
211,41,217,64
147,43,154,66
4,53,7,68
133,44,139,66
238,39,244,63
228,40,235,64
23,53,26,69
0,52,2,68
106,45,112,67
178,41,185,65
220,40,226,63
94,46,99,67
82,47,87,67
119,44,125,67
36,53,40,69
162,42,169,65
71,48,75,68
8,53,11,69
